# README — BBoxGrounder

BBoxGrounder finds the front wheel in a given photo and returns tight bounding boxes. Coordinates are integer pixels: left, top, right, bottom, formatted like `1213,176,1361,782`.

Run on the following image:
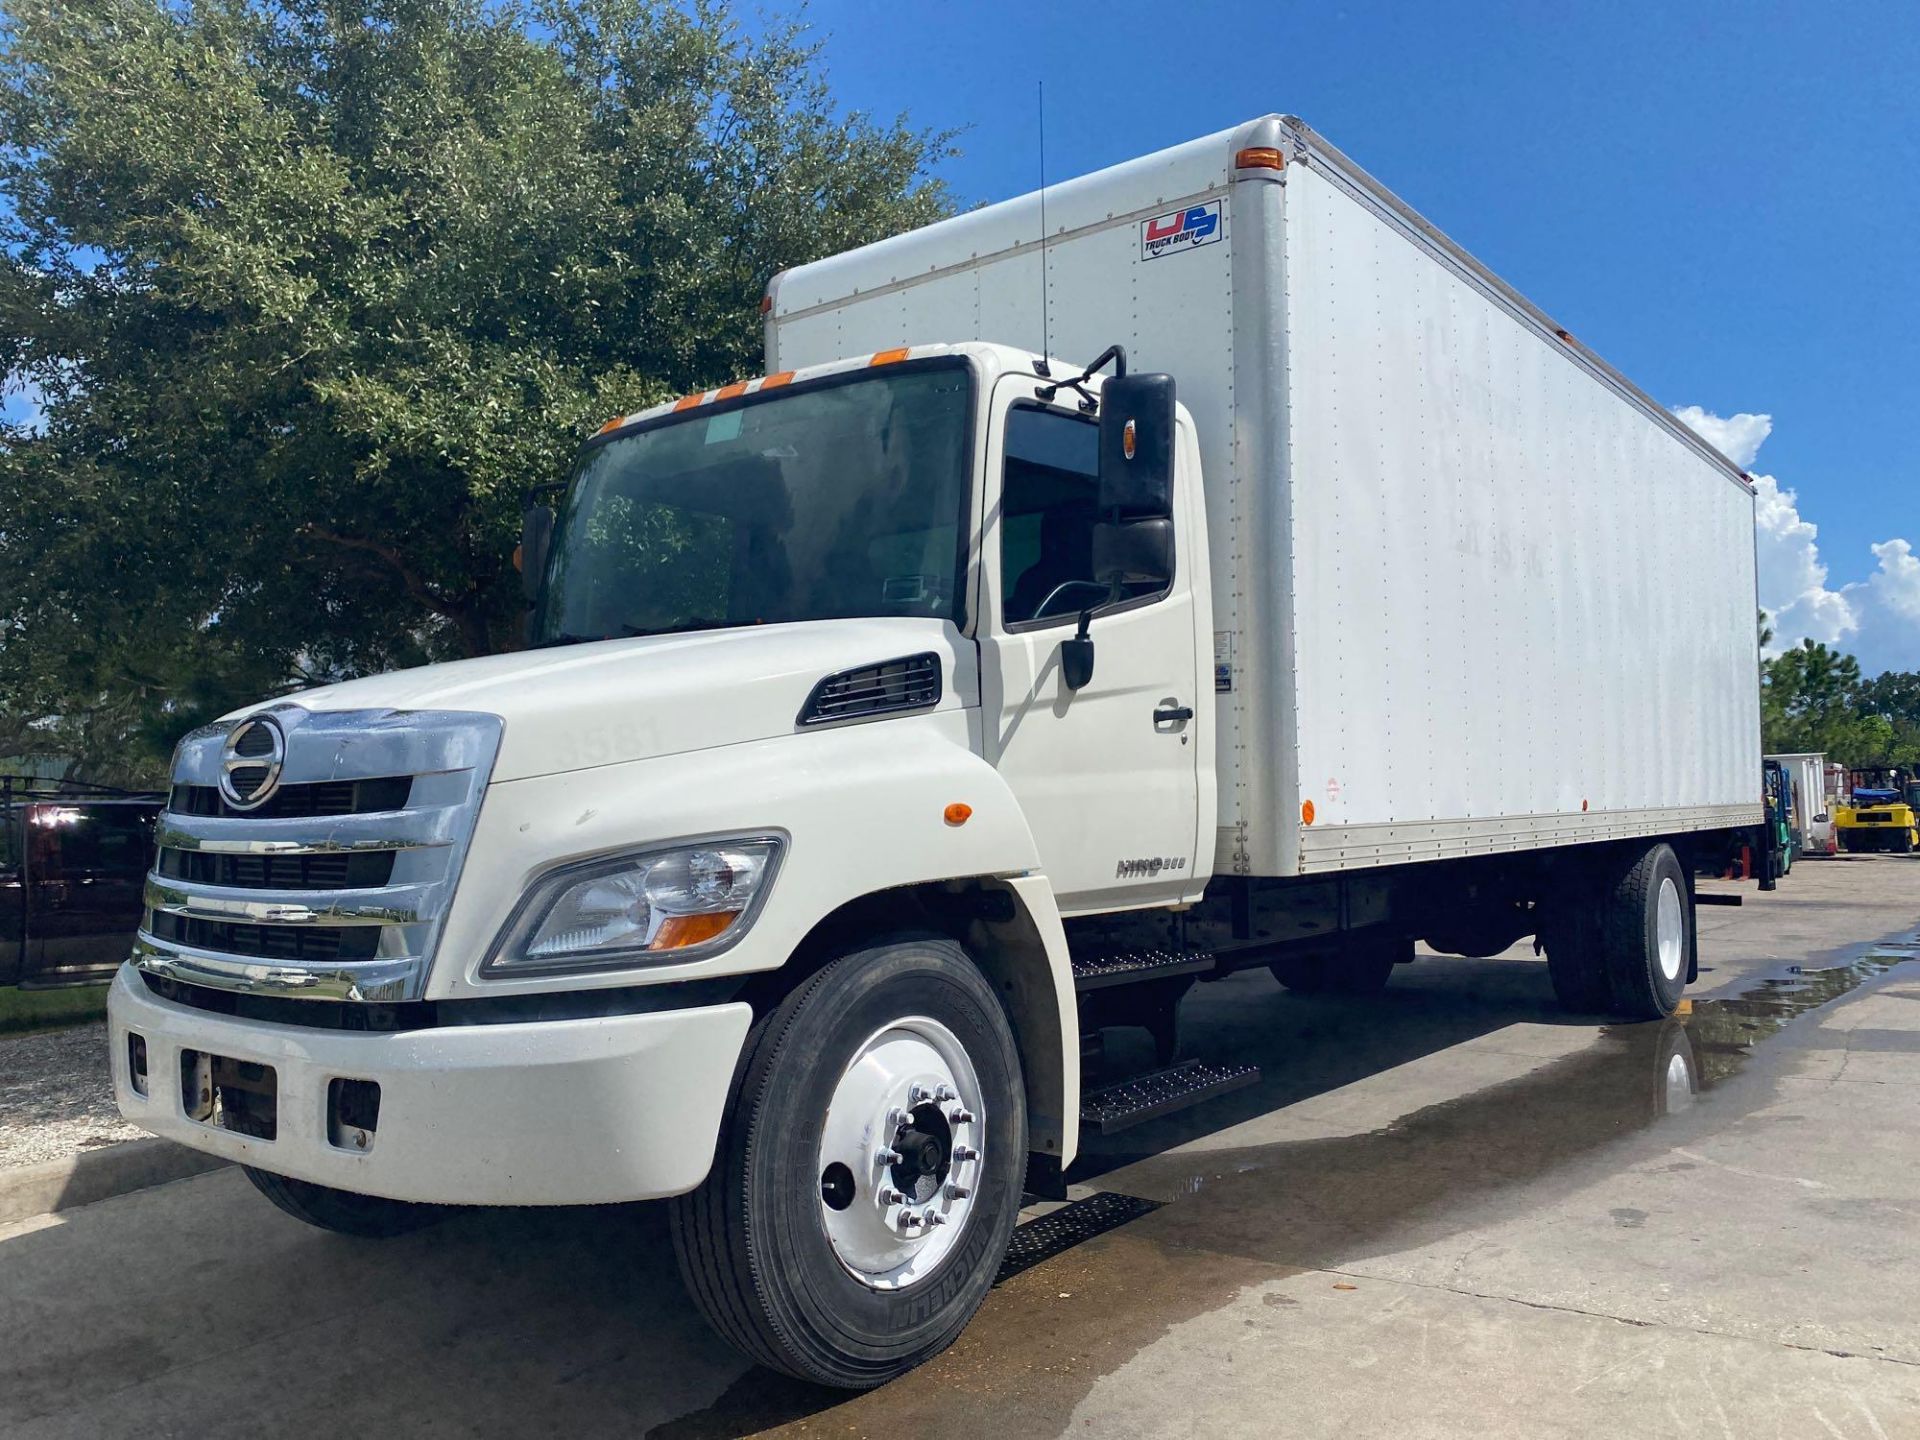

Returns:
670,936,1026,1389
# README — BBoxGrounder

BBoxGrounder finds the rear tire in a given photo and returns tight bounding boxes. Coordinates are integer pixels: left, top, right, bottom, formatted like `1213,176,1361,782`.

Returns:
669,936,1025,1389
243,1167,448,1238
1600,843,1690,1020
1543,899,1610,1014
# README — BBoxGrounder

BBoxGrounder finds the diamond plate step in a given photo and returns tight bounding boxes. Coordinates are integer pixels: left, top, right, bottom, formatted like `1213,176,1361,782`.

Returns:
1079,1059,1260,1135
1069,947,1215,992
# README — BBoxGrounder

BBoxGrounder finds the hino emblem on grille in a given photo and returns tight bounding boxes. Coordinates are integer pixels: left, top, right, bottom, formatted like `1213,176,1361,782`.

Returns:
219,715,286,810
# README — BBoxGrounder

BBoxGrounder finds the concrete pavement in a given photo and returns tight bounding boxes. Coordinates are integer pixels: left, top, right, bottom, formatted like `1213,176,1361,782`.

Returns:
2,856,1916,1437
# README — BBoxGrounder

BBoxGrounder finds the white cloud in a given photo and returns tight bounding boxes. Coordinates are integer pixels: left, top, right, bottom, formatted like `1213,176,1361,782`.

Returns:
1748,470,1858,650
1672,405,1920,672
1671,404,1772,470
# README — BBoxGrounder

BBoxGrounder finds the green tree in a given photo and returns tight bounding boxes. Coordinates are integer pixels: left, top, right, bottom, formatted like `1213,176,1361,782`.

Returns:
1854,669,1920,768
0,0,953,780
1762,639,1867,760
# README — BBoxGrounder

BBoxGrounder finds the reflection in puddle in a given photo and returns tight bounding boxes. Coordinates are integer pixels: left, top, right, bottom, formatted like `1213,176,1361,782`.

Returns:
1095,951,1911,1261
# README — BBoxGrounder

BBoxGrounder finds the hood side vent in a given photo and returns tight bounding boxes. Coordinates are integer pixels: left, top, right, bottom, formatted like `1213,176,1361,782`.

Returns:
798,653,943,727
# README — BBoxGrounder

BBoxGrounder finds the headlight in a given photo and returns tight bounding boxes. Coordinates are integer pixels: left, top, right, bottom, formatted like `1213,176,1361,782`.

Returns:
483,836,782,977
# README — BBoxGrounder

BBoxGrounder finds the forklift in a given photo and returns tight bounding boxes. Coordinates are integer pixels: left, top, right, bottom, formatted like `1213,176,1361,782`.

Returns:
1834,767,1920,853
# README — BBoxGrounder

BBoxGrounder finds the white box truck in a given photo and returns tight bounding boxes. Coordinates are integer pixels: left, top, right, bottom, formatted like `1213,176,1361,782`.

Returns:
110,115,1761,1387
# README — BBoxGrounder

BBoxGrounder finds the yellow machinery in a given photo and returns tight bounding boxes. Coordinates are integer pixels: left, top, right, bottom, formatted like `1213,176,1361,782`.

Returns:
1835,769,1920,853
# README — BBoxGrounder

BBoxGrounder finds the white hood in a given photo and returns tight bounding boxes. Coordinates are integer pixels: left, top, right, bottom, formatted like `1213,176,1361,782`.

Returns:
276,619,973,783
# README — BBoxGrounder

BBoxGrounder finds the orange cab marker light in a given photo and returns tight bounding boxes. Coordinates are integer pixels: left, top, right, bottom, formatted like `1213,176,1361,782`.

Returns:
870,347,912,366
1302,800,1316,826
760,371,794,390
673,392,706,412
944,802,973,827
596,415,627,435
648,912,736,950
1235,146,1288,171
715,381,749,401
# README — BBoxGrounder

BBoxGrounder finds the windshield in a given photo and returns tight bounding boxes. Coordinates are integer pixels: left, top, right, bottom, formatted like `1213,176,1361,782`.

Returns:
534,363,973,646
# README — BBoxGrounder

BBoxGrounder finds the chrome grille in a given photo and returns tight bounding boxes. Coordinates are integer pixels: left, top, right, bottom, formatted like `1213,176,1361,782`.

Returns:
134,706,503,1003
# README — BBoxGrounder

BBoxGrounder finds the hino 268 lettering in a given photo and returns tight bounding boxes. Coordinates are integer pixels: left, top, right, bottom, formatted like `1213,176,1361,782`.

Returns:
112,117,1761,1387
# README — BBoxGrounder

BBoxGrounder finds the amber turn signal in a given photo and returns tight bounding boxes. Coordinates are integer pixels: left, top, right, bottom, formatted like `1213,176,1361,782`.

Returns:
944,803,973,826
648,912,738,950
1235,146,1287,171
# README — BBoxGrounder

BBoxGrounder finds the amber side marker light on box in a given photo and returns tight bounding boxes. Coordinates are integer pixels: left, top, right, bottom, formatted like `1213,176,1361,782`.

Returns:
944,803,973,827
1235,146,1287,170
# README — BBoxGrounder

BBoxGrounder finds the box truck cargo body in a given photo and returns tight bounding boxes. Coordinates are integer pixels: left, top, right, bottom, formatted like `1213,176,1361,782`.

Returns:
1766,751,1834,855
768,115,1762,882
111,116,1764,1388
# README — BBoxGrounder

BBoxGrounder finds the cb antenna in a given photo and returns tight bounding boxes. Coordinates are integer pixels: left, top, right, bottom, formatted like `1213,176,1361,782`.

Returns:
1036,80,1051,377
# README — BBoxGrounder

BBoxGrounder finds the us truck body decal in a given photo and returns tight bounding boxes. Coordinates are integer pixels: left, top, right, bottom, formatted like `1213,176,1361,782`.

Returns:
1140,201,1221,260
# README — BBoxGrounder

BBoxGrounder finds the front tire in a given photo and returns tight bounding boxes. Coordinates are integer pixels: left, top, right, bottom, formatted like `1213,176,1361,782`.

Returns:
243,1167,448,1238
670,936,1025,1389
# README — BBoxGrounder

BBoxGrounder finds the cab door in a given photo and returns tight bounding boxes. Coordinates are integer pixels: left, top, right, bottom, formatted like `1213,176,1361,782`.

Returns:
978,374,1206,913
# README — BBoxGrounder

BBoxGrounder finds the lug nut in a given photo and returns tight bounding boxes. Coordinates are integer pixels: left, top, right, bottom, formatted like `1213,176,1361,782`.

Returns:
909,1084,931,1104
948,1108,975,1125
945,1183,971,1200
886,1107,906,1128
900,1211,923,1229
879,1186,906,1206
934,1084,957,1102
876,1147,903,1166
952,1145,978,1163
924,1209,947,1227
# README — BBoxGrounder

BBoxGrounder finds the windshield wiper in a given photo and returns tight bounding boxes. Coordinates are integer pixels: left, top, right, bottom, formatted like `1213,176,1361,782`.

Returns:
533,631,612,649
620,618,731,639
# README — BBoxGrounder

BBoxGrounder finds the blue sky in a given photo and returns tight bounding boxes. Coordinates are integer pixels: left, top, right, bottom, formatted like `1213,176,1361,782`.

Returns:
796,0,1920,672
8,1,1916,669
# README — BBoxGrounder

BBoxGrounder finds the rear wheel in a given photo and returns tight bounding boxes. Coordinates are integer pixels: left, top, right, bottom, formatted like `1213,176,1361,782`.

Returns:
1601,843,1691,1020
670,936,1025,1389
244,1167,448,1238
1543,899,1610,1015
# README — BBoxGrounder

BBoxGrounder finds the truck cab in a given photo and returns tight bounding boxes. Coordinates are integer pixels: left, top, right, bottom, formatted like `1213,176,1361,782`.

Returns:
108,343,1227,1382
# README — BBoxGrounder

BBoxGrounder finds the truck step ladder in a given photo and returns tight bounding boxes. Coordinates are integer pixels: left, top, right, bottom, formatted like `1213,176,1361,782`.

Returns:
1079,1059,1260,1136
1069,947,1216,991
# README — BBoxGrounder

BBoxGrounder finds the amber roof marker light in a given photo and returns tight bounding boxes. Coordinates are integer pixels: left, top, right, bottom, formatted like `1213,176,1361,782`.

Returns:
1235,146,1288,171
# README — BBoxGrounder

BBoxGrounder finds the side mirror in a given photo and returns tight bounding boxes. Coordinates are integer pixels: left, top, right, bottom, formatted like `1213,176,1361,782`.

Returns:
1814,813,1830,825
520,504,555,603
1097,372,1176,519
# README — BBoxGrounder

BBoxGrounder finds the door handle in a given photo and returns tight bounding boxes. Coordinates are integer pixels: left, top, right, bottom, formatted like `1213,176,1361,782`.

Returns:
1153,704,1194,725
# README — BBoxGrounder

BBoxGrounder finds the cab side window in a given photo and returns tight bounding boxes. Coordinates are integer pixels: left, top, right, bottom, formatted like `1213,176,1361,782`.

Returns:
1001,405,1169,627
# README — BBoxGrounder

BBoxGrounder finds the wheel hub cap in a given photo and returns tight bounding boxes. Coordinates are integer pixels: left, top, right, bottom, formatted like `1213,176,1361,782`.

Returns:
1656,877,1684,983
817,1016,983,1290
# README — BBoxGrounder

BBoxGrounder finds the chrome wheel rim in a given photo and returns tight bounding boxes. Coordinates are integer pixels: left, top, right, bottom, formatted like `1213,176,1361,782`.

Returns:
817,1015,983,1290
1655,876,1685,983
